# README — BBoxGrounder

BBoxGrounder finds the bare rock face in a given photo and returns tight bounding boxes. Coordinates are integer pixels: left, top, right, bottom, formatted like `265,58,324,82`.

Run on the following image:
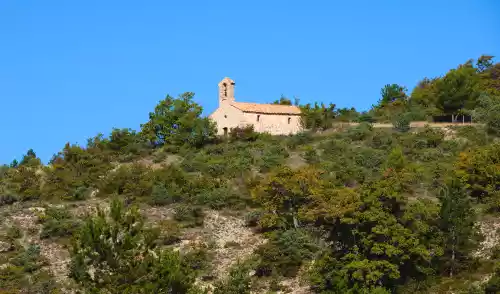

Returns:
0,240,12,252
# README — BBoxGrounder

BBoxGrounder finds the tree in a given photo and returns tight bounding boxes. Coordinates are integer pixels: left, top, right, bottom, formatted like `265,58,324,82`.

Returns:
140,92,217,148
306,165,443,292
300,102,337,131
455,143,500,207
379,84,408,106
252,166,322,229
42,143,111,200
435,61,480,119
70,199,197,293
9,159,19,168
273,95,293,105
477,55,495,73
474,94,500,136
438,179,479,277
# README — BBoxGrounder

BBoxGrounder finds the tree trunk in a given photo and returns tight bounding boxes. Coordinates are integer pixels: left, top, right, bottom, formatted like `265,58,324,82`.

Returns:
450,231,456,278
290,206,299,228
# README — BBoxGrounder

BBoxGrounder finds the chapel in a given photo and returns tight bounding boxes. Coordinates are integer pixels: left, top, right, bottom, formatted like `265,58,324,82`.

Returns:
209,77,302,136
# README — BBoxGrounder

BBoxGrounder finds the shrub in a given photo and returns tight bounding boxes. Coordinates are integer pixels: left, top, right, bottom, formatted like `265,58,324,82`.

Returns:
485,262,500,294
229,125,260,142
346,122,373,141
150,184,181,206
97,163,153,199
70,199,198,293
72,186,91,200
195,185,244,210
6,225,22,240
244,211,263,227
10,244,45,273
0,189,18,206
39,206,80,239
286,132,313,150
255,229,319,277
182,245,213,276
392,113,411,132
157,220,181,245
213,262,252,294
303,146,319,164
174,205,204,227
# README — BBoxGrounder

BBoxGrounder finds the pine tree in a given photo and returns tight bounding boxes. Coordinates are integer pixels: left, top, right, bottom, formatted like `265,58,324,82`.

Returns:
438,179,480,277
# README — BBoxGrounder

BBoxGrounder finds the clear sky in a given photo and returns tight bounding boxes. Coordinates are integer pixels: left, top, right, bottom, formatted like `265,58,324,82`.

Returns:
0,1,499,164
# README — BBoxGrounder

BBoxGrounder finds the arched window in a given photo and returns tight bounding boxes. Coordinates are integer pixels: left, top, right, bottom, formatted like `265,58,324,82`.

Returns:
257,115,260,122
288,117,291,124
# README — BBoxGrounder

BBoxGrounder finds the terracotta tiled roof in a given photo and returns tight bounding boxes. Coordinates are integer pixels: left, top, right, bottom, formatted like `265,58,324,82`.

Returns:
231,102,301,115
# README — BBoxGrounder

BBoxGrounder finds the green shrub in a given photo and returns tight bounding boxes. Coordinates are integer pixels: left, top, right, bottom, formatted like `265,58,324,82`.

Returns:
10,244,45,273
39,207,80,239
182,245,213,276
174,205,204,227
0,264,56,294
255,229,319,277
195,185,245,210
70,199,198,293
72,186,91,200
303,146,319,164
213,262,252,294
368,129,394,150
346,122,373,141
6,225,22,240
150,184,181,206
97,163,153,198
229,125,260,142
0,189,18,206
485,262,500,294
157,220,182,245
244,211,263,227
286,132,313,150
392,113,411,132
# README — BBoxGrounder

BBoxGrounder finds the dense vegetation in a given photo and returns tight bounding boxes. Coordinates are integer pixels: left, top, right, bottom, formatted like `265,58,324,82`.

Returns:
0,55,499,293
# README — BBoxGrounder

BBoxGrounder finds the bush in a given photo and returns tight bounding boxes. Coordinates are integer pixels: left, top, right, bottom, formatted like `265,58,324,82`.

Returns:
213,262,252,294
174,205,205,227
195,185,244,210
182,245,213,276
39,206,80,239
244,211,263,228
303,146,319,164
157,220,181,245
346,122,373,141
285,132,313,149
150,184,181,206
255,229,319,277
6,225,22,240
0,189,18,206
72,186,91,200
10,244,45,273
392,113,411,132
70,199,198,293
229,125,260,142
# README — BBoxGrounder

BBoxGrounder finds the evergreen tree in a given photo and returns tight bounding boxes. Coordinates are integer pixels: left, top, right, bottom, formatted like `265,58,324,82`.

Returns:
438,179,479,277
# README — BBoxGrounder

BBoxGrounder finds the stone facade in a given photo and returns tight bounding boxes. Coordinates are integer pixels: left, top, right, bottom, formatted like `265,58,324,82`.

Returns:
209,78,302,136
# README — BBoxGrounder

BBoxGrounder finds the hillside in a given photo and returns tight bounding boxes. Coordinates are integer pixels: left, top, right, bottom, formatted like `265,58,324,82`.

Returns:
0,56,499,294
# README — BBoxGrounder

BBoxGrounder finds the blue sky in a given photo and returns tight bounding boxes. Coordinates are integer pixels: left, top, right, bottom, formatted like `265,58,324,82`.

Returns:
0,1,499,164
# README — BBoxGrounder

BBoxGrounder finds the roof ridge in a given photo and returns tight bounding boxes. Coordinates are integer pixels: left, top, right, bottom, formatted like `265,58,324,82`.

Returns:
230,101,301,115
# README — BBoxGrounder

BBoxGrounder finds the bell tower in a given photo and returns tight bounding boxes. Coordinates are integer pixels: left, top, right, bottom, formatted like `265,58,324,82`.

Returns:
218,77,235,105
